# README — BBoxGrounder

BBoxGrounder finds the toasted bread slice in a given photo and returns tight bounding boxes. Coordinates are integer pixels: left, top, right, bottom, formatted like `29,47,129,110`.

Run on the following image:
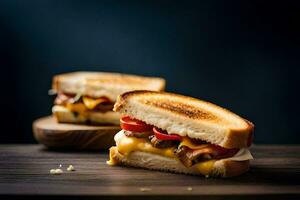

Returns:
114,91,254,148
53,105,120,125
108,147,250,177
52,72,165,101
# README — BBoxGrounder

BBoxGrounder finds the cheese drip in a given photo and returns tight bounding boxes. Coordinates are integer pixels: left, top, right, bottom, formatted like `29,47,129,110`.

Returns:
109,130,253,175
114,130,174,158
82,96,109,110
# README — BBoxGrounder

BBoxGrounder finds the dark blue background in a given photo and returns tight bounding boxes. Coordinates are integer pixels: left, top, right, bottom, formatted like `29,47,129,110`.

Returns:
0,0,299,144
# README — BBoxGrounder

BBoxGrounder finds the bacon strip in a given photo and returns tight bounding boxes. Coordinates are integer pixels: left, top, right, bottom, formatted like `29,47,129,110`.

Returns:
175,145,239,167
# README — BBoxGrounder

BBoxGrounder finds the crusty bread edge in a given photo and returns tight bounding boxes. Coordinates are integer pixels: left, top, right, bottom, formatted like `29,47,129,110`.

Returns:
114,90,254,148
109,147,250,178
52,72,166,93
224,120,254,148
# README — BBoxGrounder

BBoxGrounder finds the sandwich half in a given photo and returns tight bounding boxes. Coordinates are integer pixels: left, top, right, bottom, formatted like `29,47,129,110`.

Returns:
108,91,254,177
51,72,165,125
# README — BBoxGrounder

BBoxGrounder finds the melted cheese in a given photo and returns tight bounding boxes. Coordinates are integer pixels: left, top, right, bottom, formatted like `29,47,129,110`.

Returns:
114,130,174,158
107,148,118,166
110,130,253,175
179,137,209,149
56,96,106,115
82,97,108,110
195,160,215,175
65,103,87,116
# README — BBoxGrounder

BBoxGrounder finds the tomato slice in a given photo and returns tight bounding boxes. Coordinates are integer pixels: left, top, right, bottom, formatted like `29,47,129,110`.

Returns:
153,127,182,141
120,116,153,132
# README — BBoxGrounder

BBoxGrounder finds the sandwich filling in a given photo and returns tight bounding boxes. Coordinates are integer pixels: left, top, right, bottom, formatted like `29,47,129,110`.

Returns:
54,92,114,112
52,92,117,122
108,116,253,175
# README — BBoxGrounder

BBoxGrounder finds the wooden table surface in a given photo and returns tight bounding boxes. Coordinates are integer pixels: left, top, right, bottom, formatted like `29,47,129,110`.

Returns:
0,144,299,200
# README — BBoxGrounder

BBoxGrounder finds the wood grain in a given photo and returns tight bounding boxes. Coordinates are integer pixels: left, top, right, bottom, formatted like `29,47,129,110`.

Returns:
0,144,299,199
33,116,120,150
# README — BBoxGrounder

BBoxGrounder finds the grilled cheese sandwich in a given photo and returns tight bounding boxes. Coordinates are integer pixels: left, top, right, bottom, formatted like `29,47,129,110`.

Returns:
51,72,165,125
108,90,254,177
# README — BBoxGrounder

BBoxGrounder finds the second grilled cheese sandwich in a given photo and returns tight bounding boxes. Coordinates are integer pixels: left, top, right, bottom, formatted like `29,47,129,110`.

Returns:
51,72,165,125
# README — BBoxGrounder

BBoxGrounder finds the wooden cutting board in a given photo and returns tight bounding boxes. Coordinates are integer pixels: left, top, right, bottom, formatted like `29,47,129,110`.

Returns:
33,116,120,150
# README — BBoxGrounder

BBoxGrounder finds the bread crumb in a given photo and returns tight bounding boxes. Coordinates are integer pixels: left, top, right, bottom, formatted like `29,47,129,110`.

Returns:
139,187,152,192
187,187,193,191
67,165,75,171
50,168,63,175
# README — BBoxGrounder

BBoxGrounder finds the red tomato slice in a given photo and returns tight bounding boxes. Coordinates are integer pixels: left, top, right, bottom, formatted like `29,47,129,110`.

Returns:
120,116,153,132
153,127,182,141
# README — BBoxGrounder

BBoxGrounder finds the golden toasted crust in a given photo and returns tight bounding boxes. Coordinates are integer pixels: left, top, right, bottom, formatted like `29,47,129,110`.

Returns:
114,90,254,148
114,90,201,114
224,120,254,148
115,90,248,123
52,72,165,100
220,159,250,177
108,147,250,177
